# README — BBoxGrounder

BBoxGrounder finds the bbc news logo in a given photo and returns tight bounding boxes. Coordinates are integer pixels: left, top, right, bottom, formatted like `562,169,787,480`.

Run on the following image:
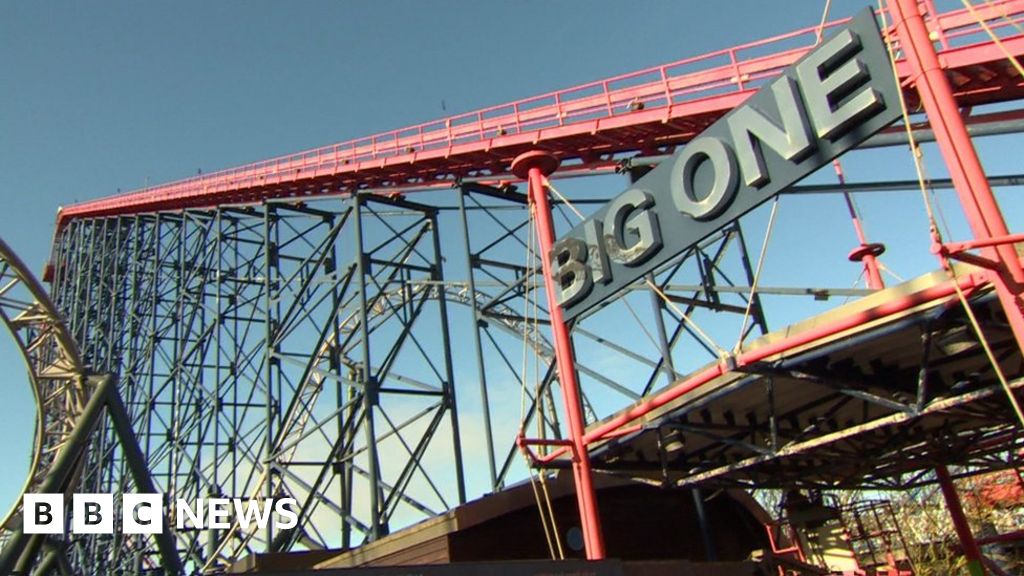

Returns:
24,493,298,534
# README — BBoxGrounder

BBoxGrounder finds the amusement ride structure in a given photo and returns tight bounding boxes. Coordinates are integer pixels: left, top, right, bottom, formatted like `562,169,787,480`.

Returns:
2,1,1024,574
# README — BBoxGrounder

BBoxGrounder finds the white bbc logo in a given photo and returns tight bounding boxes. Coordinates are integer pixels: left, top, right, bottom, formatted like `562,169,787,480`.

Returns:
23,493,297,534
23,493,163,535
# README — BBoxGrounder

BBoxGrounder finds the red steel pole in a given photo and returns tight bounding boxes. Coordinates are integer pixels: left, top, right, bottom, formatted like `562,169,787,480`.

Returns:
889,0,1024,352
512,150,606,560
935,465,987,576
834,161,887,290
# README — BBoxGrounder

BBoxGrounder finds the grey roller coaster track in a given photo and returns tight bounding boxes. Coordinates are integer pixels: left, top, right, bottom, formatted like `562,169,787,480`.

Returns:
0,237,181,575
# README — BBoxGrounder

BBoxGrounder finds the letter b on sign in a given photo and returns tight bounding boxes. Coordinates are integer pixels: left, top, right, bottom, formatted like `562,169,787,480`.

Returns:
72,494,114,534
549,237,592,308
23,494,63,534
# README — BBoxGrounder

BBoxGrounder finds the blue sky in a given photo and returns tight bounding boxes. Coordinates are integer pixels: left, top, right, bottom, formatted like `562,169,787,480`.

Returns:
3,0,1022,525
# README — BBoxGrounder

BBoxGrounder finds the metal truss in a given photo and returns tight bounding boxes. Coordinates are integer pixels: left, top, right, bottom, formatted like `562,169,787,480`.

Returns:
49,195,472,572
583,290,1024,491
41,171,778,572
0,237,89,549
454,181,771,491
0,235,183,575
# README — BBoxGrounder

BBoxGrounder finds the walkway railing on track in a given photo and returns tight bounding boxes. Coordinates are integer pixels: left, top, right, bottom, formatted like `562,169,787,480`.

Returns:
56,0,1024,224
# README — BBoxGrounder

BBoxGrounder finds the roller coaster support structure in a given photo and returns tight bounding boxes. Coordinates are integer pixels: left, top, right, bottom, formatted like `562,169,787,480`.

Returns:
0,374,181,576
513,151,606,560
890,0,1024,349
889,1,1024,572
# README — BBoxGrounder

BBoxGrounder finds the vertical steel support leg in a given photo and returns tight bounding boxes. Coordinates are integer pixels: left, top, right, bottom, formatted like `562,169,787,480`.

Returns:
172,215,185,503
428,210,468,505
628,165,718,558
212,209,223,549
690,488,717,562
935,466,986,576
352,194,385,540
889,0,1024,351
263,205,278,549
324,208,355,550
147,214,161,478
647,273,677,386
456,186,499,491
511,151,605,560
106,380,183,575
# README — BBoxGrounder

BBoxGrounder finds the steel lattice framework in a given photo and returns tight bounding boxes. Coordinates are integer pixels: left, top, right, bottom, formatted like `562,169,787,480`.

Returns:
3,1,1024,574
0,237,89,544
48,197,474,565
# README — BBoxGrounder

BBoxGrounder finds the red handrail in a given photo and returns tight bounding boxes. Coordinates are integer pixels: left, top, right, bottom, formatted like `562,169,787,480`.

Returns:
56,0,1024,226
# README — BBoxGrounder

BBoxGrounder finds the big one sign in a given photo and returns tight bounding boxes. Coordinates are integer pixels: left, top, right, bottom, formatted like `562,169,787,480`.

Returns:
552,9,901,320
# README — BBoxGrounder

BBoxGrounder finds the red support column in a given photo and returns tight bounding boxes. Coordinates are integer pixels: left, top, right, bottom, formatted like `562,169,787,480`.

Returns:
834,161,887,291
888,0,1024,352
512,150,606,560
935,466,987,576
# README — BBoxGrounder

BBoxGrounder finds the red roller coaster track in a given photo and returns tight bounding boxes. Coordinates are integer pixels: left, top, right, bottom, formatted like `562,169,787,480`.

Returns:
55,0,1024,227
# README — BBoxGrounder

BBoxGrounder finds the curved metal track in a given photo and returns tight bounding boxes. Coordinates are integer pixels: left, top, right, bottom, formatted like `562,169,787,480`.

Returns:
0,237,89,547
